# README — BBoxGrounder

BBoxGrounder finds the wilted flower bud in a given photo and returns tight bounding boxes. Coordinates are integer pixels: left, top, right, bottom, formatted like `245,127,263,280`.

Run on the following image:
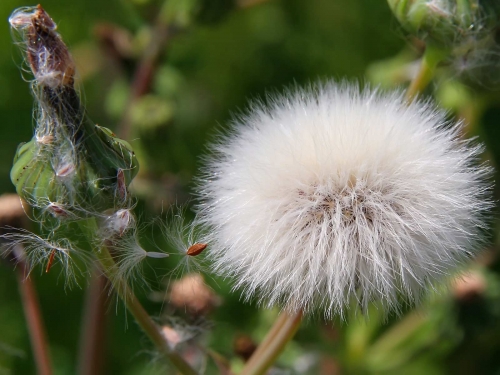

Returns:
233,335,257,361
9,5,139,219
169,273,220,315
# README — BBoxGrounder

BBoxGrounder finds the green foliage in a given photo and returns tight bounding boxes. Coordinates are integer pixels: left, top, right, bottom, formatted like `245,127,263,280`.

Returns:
1,0,500,374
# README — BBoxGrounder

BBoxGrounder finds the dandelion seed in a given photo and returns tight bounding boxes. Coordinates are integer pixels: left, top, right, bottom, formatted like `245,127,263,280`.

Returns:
160,208,209,277
45,249,56,273
1,229,84,286
102,230,149,293
145,252,169,259
100,219,169,293
115,168,128,203
101,209,135,237
196,82,493,318
186,243,207,257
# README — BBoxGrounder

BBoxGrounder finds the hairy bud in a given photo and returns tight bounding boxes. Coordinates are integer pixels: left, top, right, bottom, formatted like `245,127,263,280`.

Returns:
9,6,139,219
387,0,498,47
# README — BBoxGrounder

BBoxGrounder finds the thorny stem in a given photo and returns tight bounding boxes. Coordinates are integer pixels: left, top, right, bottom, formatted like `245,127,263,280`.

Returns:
405,44,448,101
15,257,53,375
241,310,303,375
80,220,198,375
77,268,108,375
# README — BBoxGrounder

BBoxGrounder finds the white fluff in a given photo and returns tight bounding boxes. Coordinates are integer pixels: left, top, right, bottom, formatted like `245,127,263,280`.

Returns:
195,82,492,318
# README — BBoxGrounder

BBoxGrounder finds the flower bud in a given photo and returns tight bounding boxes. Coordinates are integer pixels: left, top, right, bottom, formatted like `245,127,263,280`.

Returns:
9,6,139,217
387,0,496,47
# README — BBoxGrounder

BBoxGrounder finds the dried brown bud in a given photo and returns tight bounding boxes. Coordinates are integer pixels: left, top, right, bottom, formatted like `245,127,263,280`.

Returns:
169,273,219,315
452,271,487,303
10,5,76,87
187,243,207,257
233,335,256,361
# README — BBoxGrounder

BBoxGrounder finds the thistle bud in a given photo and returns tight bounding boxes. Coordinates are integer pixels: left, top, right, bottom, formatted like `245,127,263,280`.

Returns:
387,0,496,47
9,6,139,219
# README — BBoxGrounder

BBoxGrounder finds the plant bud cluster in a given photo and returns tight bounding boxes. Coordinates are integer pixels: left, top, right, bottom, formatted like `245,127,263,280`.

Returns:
2,6,162,284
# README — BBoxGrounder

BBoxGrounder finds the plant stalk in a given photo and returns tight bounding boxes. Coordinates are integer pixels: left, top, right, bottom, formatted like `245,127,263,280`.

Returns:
117,6,177,139
16,258,53,375
77,268,108,375
241,310,303,375
406,44,447,101
80,221,198,375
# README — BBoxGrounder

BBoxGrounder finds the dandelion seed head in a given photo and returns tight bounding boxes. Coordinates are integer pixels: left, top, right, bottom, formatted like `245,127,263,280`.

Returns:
196,82,492,318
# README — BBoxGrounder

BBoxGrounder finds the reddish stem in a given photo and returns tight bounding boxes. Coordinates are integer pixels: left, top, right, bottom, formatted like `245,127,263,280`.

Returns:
16,261,53,375
77,270,108,375
117,22,173,139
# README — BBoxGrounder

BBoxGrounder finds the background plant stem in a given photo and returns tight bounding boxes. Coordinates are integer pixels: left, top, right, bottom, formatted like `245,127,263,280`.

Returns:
406,45,447,101
77,269,108,375
241,310,303,375
16,256,52,375
79,220,198,375
117,11,175,139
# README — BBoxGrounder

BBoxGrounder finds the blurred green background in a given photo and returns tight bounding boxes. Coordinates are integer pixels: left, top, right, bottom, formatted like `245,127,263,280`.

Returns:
1,0,500,374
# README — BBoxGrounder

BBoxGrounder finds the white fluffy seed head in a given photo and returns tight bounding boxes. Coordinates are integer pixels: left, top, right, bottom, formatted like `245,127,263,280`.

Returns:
195,82,493,319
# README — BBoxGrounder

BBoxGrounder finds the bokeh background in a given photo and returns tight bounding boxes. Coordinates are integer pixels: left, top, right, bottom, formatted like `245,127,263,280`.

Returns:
1,0,500,374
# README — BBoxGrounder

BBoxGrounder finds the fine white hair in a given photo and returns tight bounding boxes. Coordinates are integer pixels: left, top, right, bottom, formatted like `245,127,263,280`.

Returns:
196,82,492,319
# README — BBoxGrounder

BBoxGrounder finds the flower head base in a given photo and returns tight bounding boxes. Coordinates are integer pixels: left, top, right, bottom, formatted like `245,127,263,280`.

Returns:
196,82,492,318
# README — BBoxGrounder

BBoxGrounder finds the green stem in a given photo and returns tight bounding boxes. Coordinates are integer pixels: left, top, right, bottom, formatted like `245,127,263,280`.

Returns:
405,44,447,101
456,0,473,27
79,220,198,375
241,310,303,375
